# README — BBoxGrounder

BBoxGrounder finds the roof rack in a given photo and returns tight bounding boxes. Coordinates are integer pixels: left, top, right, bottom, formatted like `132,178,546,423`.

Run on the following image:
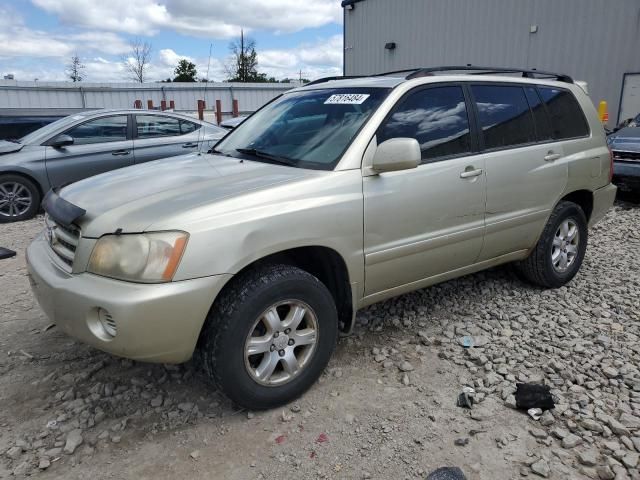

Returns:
304,75,365,87
403,66,573,83
304,66,573,88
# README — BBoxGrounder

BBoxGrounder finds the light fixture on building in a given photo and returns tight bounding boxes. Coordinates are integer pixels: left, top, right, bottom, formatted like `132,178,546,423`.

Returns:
530,25,539,34
385,42,397,50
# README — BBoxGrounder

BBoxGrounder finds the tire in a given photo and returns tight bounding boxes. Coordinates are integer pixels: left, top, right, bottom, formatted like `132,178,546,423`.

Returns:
197,264,338,410
516,201,588,288
0,174,41,223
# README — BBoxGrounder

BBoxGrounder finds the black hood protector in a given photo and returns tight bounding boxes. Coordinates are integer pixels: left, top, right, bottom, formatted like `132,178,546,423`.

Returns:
42,189,86,228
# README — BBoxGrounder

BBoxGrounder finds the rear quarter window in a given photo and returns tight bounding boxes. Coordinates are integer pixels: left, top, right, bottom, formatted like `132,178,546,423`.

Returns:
538,87,590,140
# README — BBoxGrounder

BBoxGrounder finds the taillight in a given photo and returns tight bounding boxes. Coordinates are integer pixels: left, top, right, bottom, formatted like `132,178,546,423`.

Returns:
607,146,614,183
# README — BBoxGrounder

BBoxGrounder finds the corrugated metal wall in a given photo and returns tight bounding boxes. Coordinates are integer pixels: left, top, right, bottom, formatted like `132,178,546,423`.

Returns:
344,0,640,123
0,81,296,115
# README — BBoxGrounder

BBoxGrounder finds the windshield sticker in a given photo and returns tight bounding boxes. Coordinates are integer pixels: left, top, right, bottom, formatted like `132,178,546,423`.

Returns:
324,94,370,105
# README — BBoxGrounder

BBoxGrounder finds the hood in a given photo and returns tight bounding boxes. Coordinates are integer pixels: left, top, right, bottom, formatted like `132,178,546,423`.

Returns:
0,140,24,154
59,153,315,237
609,127,640,153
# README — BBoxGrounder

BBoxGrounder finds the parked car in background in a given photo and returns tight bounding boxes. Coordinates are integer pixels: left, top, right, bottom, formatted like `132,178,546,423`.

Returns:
608,126,640,192
0,109,226,222
220,116,247,130
27,67,615,409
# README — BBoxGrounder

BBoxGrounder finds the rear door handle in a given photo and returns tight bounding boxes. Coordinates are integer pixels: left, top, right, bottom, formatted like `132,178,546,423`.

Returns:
111,150,130,156
182,142,198,148
460,168,483,179
544,152,562,162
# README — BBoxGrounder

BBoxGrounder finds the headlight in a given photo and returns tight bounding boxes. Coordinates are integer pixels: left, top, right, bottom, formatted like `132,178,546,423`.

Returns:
88,231,189,283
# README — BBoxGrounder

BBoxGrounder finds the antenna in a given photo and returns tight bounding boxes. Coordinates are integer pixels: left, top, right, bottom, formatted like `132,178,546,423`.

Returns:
198,43,214,156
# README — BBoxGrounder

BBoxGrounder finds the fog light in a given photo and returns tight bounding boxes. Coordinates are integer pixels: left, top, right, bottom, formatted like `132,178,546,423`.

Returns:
87,307,117,340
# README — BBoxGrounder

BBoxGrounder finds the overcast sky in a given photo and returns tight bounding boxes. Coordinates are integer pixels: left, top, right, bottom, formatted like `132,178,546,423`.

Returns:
0,0,344,83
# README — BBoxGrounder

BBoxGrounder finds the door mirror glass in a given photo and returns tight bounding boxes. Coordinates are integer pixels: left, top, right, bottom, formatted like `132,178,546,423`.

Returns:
372,138,421,173
49,134,74,148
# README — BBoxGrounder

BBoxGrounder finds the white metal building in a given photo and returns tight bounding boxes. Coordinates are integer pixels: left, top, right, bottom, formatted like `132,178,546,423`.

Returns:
0,80,296,118
342,0,640,125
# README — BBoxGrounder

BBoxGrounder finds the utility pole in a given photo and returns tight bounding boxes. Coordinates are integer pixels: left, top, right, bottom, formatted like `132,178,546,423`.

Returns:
298,69,305,83
240,29,245,82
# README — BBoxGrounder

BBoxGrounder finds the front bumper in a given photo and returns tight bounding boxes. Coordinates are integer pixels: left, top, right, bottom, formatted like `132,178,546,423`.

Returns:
589,183,617,227
613,161,640,191
26,234,232,363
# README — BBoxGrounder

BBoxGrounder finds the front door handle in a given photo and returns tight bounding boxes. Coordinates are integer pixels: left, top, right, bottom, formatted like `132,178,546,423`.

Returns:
182,142,198,148
544,152,562,162
460,168,483,179
111,150,130,156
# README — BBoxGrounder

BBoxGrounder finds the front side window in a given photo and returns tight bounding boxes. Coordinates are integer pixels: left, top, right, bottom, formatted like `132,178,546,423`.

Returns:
214,87,390,170
471,85,536,150
538,87,590,140
65,116,128,145
136,115,181,138
377,86,472,162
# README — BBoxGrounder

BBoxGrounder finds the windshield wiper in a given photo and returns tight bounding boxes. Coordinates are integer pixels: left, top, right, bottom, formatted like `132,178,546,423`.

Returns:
235,148,298,167
209,147,232,156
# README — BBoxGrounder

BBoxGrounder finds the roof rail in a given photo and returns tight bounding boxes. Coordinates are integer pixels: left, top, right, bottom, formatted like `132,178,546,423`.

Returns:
403,66,573,83
304,75,365,87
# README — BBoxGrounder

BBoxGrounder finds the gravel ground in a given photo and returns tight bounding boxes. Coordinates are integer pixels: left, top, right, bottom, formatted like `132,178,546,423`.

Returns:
0,197,639,479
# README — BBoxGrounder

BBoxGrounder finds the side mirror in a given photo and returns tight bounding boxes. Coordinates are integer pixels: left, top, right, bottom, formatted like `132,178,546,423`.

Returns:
371,138,421,173
49,134,74,148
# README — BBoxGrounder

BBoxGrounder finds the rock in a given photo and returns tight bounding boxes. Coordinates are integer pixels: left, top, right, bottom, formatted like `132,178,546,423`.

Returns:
454,437,469,446
581,418,604,433
398,361,414,372
530,458,550,478
64,429,83,454
539,410,555,426
596,466,615,480
529,427,548,439
578,449,599,467
38,457,51,470
607,418,630,437
504,395,517,409
618,413,640,429
562,433,583,448
290,404,301,413
12,461,31,476
622,451,639,469
602,366,619,379
178,402,194,412
111,435,121,444
5,446,22,460
190,450,201,460
150,395,163,408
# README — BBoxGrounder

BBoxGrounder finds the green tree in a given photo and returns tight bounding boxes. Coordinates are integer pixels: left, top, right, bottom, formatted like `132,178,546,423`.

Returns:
173,59,198,82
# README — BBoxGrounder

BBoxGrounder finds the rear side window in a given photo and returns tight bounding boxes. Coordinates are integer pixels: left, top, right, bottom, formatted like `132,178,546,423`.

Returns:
136,115,181,138
180,120,200,134
378,86,472,162
538,87,590,139
524,87,553,141
471,85,536,149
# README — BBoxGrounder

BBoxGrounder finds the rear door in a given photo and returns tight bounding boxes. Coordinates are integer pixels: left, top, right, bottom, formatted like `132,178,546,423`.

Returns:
471,84,570,261
133,114,201,164
363,84,486,296
44,114,133,187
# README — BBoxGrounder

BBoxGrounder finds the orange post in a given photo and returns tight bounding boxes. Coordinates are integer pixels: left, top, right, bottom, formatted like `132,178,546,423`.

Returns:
160,100,167,111
133,100,142,109
147,99,153,110
197,100,205,121
232,99,239,117
169,100,175,110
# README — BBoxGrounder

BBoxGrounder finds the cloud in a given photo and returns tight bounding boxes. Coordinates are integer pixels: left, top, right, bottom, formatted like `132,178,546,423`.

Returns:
32,0,342,38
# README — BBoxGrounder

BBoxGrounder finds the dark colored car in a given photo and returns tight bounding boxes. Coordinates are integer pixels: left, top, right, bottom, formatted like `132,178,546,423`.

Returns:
608,126,640,192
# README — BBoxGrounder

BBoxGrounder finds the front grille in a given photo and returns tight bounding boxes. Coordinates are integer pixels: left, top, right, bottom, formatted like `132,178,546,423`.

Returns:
45,215,80,271
613,150,640,162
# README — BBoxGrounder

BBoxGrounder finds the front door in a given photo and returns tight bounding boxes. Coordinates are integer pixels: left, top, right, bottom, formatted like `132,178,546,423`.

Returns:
363,85,486,296
45,115,133,187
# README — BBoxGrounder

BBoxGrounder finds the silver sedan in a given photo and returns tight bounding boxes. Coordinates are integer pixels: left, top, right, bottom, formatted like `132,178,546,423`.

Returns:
0,109,227,222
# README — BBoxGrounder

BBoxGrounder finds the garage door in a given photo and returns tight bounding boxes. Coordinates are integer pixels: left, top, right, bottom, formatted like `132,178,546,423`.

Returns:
619,73,640,123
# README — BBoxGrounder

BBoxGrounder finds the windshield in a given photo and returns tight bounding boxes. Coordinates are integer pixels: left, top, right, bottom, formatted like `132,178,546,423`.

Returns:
19,113,94,144
214,87,390,170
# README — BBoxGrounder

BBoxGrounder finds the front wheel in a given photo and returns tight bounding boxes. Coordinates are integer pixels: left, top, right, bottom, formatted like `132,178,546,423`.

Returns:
516,201,588,288
0,174,41,223
197,264,338,410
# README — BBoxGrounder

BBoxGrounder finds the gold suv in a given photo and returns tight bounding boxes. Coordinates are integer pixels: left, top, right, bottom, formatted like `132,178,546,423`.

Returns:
27,67,616,409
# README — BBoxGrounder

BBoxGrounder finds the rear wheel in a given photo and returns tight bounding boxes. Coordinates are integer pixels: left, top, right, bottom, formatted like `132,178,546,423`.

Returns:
0,174,40,223
198,264,338,410
516,201,588,288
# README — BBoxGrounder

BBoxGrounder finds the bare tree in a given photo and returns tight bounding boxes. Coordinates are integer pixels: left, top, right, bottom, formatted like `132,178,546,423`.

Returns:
122,39,152,83
66,53,85,82
226,30,261,82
